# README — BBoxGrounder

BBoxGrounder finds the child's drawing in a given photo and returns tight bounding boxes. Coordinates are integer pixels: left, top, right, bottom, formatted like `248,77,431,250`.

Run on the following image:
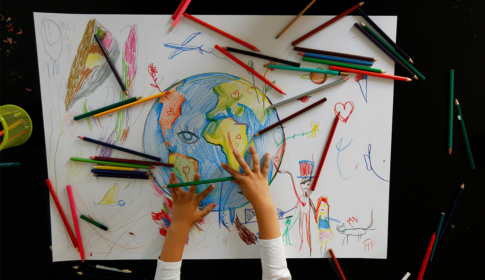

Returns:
315,196,333,256
356,74,368,102
336,210,374,245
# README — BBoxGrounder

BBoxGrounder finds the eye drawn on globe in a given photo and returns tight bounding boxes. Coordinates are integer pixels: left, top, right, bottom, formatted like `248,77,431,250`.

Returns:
144,73,286,224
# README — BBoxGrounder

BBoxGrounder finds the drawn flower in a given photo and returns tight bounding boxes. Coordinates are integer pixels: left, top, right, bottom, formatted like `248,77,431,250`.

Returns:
148,63,158,78
61,112,78,137
308,121,320,138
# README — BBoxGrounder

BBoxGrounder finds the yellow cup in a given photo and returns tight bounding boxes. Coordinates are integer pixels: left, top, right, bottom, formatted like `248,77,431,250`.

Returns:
0,105,33,151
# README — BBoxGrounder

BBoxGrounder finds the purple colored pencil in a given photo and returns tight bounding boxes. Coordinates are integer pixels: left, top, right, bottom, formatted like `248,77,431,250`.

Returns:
439,183,464,241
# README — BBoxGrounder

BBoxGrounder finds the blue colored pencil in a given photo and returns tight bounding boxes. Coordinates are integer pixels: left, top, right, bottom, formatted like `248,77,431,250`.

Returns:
299,52,373,66
439,183,464,241
429,212,445,261
91,169,152,176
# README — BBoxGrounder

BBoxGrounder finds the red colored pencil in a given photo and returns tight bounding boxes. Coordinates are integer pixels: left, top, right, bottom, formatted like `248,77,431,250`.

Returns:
329,66,412,82
417,232,436,280
215,44,286,95
292,2,364,46
254,98,327,137
90,157,173,167
185,14,260,52
45,179,79,252
329,249,346,280
307,112,340,197
172,0,188,20
170,0,191,31
67,185,84,262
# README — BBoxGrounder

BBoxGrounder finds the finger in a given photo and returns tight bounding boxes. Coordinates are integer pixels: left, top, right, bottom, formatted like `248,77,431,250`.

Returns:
188,173,200,196
221,162,244,180
169,172,179,184
199,203,216,219
233,149,252,175
261,153,270,177
196,184,215,203
171,173,185,198
230,180,240,186
250,146,261,173
169,187,178,202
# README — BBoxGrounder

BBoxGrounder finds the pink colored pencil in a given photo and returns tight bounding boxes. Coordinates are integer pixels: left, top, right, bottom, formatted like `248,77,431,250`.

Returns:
170,0,192,31
67,185,84,262
172,0,188,20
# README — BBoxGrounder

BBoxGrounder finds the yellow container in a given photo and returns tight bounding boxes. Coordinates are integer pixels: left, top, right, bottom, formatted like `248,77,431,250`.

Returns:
0,105,33,151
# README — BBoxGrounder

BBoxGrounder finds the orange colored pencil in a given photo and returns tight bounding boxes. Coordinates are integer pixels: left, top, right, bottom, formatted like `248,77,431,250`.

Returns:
215,45,286,95
184,14,260,52
329,66,411,82
329,249,346,280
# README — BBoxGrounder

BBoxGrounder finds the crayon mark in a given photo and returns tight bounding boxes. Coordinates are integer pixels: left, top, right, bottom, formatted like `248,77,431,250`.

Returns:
334,102,354,123
355,74,368,103
363,144,389,182
336,138,353,180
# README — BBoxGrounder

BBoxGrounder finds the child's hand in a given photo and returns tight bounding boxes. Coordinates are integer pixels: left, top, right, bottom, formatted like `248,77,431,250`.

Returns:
221,146,273,211
169,172,216,232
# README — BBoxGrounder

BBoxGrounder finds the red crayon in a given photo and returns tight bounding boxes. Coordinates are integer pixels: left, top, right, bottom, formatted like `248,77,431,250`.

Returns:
417,232,436,280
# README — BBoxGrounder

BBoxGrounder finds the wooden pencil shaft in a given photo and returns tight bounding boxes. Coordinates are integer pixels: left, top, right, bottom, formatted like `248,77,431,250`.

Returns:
165,176,235,188
94,174,152,180
267,64,341,75
91,169,151,176
300,52,374,66
328,258,343,280
91,264,131,273
92,156,173,167
268,78,347,109
429,213,445,261
225,47,300,67
439,185,464,241
417,233,436,280
448,70,454,152
329,66,410,81
171,0,191,28
329,249,346,280
74,97,138,121
67,185,84,262
79,136,161,161
71,157,152,169
294,46,375,62
302,56,383,73
94,91,168,118
172,0,188,20
276,0,316,38
455,103,475,169
93,35,127,92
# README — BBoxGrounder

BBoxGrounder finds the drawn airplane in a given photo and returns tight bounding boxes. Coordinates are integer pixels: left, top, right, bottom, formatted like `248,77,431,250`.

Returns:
164,32,210,59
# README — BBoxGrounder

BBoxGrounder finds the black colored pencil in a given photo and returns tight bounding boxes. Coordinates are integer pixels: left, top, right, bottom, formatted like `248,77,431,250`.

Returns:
78,136,161,162
91,169,152,176
94,34,128,95
293,46,376,62
223,46,300,67
439,183,464,241
93,174,154,180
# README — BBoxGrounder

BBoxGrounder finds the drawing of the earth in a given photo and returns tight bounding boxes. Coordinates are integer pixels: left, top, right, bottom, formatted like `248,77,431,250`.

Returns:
144,73,285,222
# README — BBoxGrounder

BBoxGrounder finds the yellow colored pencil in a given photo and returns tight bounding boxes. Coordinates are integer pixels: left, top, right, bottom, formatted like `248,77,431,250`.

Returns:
94,91,169,118
92,165,139,171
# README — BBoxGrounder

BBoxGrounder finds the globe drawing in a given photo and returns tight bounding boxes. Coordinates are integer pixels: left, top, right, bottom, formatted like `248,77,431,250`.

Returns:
143,73,285,221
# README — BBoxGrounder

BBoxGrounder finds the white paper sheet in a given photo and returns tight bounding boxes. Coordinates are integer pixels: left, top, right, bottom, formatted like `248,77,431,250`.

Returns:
34,13,396,261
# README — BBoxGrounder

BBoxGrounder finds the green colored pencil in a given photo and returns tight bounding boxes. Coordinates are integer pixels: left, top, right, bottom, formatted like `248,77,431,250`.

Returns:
0,162,21,168
80,214,108,231
265,64,344,76
73,97,141,121
449,70,454,155
361,23,425,80
429,212,445,261
70,157,153,169
455,100,475,169
302,56,385,73
162,176,235,188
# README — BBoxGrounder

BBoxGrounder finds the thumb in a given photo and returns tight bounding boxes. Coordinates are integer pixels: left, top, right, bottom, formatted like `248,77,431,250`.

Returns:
199,203,216,218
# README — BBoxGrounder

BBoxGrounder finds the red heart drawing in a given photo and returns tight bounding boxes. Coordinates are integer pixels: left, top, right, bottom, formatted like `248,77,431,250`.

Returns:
167,107,175,115
182,166,190,175
231,90,240,100
246,88,253,95
334,101,354,123
235,134,241,139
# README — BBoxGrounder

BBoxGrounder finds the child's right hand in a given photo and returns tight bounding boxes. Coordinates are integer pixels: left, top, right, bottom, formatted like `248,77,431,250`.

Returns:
221,146,273,211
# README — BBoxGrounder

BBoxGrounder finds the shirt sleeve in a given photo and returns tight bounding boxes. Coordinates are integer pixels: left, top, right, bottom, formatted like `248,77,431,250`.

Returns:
259,237,292,280
154,258,182,280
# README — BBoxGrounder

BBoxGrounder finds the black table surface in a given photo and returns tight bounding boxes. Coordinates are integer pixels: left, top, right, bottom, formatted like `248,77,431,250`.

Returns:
1,0,484,279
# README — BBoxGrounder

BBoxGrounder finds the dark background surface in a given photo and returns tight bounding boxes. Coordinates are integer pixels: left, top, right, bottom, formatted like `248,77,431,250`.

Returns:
1,0,484,279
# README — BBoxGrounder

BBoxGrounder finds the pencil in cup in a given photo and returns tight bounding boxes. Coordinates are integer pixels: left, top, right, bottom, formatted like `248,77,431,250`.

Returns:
70,157,153,169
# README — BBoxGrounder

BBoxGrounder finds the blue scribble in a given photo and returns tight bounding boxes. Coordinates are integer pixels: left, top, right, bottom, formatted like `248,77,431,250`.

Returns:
336,138,353,180
363,144,389,182
357,75,368,103
329,217,341,223
164,32,211,59
118,200,125,206
277,207,295,218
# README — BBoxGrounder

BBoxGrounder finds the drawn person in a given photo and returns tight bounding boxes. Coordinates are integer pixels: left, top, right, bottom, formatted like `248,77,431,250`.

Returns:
282,216,293,246
314,196,333,256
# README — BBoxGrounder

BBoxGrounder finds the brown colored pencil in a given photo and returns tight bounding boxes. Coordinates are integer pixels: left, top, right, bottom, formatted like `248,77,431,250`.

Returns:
294,46,376,62
223,47,300,67
254,97,327,137
90,157,173,167
329,249,346,280
276,0,316,39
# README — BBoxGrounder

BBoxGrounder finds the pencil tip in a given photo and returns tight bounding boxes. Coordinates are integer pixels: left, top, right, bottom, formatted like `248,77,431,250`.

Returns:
298,52,304,56
360,2,365,5
360,22,365,27
406,78,412,82
150,166,155,169
169,25,175,32
344,77,349,81
340,72,349,76
78,136,83,139
374,58,378,61
124,90,129,95
455,99,459,105
137,96,142,100
275,35,280,39
126,270,132,273
413,76,418,80
77,272,82,275
408,58,414,63
460,183,465,189
90,156,94,159
222,46,227,50
73,266,78,269
253,47,261,52
448,149,452,155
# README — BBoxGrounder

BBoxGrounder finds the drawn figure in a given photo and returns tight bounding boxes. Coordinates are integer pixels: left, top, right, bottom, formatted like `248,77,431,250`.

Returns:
40,18,62,76
336,138,353,180
315,197,333,256
363,238,375,251
336,210,374,245
355,74,368,102
363,144,389,182
282,216,296,247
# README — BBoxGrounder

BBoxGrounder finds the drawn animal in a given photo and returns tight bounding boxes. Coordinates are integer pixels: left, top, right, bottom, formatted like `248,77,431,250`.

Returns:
336,210,374,245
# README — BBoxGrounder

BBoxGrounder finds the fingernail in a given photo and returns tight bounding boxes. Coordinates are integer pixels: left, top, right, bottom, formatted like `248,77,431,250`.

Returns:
210,184,215,189
212,203,216,208
221,162,227,167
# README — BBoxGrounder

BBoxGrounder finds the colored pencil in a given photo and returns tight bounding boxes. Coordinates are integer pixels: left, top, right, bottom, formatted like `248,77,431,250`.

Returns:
329,66,411,82
67,185,84,263
91,165,139,171
455,99,475,169
429,212,445,261
0,162,21,167
353,23,418,80
401,272,411,280
87,264,132,274
94,174,154,180
268,77,348,109
45,179,79,251
357,8,413,63
94,91,169,118
70,157,153,169
291,2,364,46
223,46,300,67
75,266,144,280
73,97,141,121
265,64,346,76
329,249,346,280
80,215,108,231
170,0,191,31
436,224,455,253
294,46,376,62
78,136,161,161
0,119,23,136
172,0,188,20
163,176,235,188
360,23,425,80
91,169,152,176
90,157,174,167
302,56,384,73
93,35,128,95
328,259,342,280
307,112,339,197
417,232,436,280
448,70,454,155
215,45,286,95
299,52,373,66
439,183,464,241
276,0,316,39
254,97,327,137
185,14,260,52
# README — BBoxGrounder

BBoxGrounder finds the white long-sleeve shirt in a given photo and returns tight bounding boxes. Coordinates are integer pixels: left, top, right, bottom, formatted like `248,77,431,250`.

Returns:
155,237,291,280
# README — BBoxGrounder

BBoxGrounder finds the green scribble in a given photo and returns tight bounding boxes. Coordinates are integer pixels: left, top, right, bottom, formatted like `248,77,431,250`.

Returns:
124,179,135,189
82,99,93,133
54,132,63,193
163,202,169,213
276,130,314,147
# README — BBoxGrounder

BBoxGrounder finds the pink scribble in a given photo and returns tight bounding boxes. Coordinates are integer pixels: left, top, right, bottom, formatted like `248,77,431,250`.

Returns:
99,24,115,51
354,163,360,170
123,26,138,92
363,238,375,251
347,217,358,228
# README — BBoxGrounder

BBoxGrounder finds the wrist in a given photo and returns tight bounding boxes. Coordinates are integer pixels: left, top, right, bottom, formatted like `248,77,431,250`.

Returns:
167,222,191,237
252,197,275,213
